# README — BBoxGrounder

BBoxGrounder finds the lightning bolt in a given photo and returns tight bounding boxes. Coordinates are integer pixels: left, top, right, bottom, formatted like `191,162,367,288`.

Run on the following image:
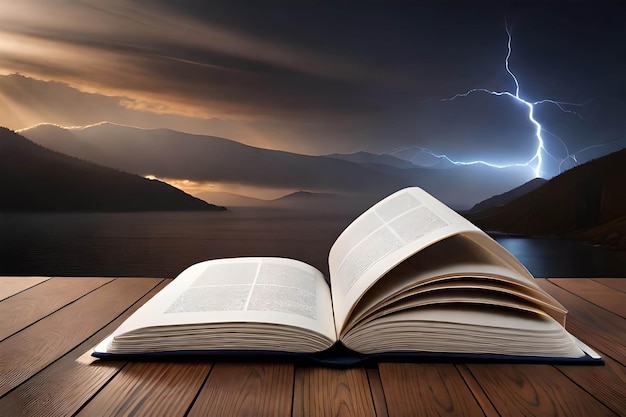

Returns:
387,145,531,169
399,22,599,178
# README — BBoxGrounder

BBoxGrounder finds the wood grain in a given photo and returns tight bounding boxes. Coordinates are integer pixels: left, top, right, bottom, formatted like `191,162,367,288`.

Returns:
76,362,212,417
0,277,112,341
0,278,162,397
188,362,293,417
467,364,618,417
0,276,49,300
549,278,626,318
556,354,626,417
378,363,485,417
592,278,626,293
538,279,626,365
294,366,376,417
0,279,169,417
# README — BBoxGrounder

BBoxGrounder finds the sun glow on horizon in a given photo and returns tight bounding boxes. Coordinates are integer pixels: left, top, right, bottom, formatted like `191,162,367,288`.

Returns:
142,175,297,201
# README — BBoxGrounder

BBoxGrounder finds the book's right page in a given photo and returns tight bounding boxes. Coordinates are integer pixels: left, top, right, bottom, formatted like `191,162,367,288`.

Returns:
337,233,568,337
329,187,483,334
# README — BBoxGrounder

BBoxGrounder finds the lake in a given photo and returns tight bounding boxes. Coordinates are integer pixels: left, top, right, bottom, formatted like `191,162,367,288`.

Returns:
1,209,624,278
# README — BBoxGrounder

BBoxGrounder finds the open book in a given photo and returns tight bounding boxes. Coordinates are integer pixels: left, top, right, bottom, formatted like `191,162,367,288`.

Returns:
92,187,602,365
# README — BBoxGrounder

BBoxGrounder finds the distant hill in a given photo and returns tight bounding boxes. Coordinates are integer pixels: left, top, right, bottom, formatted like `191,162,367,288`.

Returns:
195,191,269,208
0,128,225,212
196,190,378,216
269,191,380,214
466,178,547,214
467,149,626,248
325,151,415,169
272,191,343,202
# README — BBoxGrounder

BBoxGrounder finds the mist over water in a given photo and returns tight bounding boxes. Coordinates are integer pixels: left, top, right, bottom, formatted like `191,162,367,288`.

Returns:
1,210,624,278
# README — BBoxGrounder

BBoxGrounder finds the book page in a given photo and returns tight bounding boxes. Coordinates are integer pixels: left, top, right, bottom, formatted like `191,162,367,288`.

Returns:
329,187,482,333
341,306,585,358
344,282,558,333
341,267,567,337
340,233,565,331
342,282,547,328
106,257,337,348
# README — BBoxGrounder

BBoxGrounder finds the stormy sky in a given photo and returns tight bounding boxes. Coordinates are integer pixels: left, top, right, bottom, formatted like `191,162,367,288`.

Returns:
1,1,624,178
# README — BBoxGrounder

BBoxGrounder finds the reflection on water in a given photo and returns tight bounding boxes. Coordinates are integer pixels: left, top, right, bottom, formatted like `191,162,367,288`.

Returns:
493,236,626,278
1,210,624,278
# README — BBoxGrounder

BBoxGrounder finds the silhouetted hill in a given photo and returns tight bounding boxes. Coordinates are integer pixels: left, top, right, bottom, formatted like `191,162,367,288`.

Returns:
466,178,547,213
269,191,377,213
193,190,377,216
195,191,269,208
467,149,626,248
0,128,225,212
273,191,339,201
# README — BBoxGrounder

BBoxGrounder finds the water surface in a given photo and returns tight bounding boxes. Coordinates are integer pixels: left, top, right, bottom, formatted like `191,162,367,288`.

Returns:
1,210,624,278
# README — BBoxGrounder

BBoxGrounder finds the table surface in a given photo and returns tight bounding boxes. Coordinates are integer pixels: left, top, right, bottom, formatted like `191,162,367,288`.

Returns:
0,276,624,417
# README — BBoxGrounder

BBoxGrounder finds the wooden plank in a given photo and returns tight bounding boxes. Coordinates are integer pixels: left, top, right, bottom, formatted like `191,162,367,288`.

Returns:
293,366,376,417
293,364,306,416
557,354,626,417
0,278,169,417
188,363,293,417
1,360,126,417
538,279,626,365
76,362,212,417
467,364,618,417
549,278,626,318
0,278,162,397
0,277,113,341
593,278,626,293
0,276,49,300
378,363,484,417
366,367,389,417
456,365,500,417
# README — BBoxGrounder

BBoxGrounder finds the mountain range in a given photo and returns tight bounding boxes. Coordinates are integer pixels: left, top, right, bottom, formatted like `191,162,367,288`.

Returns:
7,122,625,248
21,123,536,209
0,128,225,212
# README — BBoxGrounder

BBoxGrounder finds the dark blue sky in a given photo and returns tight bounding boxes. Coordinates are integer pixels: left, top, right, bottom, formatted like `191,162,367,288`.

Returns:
1,1,624,178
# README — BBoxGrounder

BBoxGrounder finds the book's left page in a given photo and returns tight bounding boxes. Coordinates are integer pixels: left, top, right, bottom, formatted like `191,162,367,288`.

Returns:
93,257,337,356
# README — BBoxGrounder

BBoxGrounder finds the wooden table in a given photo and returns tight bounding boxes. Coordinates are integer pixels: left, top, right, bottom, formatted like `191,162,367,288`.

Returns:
0,277,624,417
